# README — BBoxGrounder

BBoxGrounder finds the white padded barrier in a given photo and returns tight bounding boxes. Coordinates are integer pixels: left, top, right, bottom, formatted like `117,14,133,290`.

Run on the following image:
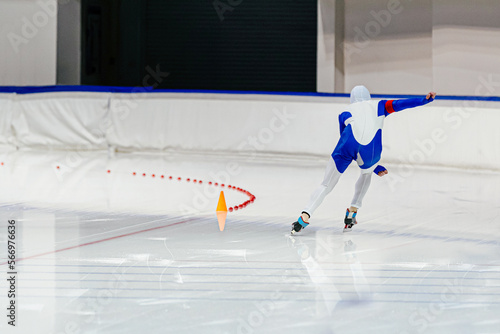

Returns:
0,91,498,171
0,93,15,148
383,100,500,171
10,92,110,150
107,93,343,156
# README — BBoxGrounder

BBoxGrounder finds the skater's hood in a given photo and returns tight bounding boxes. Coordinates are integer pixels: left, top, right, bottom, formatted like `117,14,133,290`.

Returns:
350,86,371,104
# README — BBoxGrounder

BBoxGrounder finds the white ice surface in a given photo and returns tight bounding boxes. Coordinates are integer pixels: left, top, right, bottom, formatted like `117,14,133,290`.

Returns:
0,151,499,334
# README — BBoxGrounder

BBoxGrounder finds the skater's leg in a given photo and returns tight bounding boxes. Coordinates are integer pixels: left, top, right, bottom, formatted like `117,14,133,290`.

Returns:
292,130,354,234
292,158,345,234
302,158,343,220
343,169,373,232
342,149,379,232
349,169,373,211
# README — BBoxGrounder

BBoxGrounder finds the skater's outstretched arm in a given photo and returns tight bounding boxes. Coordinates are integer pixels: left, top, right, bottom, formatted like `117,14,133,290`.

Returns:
381,92,437,117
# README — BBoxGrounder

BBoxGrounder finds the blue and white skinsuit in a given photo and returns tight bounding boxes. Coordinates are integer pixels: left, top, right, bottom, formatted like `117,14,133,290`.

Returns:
302,86,434,217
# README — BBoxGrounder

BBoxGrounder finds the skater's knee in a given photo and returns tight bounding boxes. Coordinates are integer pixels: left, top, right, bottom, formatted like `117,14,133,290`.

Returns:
324,182,337,193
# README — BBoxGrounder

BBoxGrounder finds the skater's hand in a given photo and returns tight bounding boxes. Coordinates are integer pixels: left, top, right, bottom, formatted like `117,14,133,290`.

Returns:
426,92,437,100
377,169,388,177
374,165,388,177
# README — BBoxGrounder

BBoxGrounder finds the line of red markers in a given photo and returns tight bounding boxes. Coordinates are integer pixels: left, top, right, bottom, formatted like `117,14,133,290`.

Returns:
128,171,256,212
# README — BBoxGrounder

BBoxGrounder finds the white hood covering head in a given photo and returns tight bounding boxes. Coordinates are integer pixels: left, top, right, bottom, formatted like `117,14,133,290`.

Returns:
350,85,371,104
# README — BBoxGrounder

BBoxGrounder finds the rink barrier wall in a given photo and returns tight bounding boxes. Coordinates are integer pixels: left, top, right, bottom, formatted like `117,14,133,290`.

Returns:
0,87,499,171
1,85,500,101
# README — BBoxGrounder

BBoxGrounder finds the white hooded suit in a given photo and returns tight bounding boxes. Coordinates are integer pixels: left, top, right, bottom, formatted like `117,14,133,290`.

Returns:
302,86,434,216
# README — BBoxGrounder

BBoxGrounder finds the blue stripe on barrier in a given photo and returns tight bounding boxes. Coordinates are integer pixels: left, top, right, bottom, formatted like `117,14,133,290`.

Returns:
0,85,499,101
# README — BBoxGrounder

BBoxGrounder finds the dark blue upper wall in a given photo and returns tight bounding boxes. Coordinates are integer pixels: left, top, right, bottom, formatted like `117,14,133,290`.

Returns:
81,0,317,93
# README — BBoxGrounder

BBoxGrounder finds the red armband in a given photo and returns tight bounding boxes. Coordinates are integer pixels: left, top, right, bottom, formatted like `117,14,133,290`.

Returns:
385,100,395,114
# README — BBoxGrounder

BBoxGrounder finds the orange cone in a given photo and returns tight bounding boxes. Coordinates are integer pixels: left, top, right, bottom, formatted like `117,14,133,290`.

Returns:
216,191,228,231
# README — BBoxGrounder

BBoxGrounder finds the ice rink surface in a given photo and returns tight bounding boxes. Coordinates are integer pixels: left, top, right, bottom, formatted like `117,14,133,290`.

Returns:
0,151,499,334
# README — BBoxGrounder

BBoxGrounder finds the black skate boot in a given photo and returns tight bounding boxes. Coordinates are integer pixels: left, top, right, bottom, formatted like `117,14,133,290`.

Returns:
291,212,310,235
343,209,357,233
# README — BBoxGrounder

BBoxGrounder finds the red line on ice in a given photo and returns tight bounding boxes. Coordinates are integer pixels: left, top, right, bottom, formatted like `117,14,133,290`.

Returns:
0,220,188,266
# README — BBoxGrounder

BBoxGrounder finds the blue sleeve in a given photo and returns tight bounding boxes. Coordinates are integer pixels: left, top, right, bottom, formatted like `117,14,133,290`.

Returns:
338,112,352,134
382,96,434,117
393,97,433,112
374,165,387,175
